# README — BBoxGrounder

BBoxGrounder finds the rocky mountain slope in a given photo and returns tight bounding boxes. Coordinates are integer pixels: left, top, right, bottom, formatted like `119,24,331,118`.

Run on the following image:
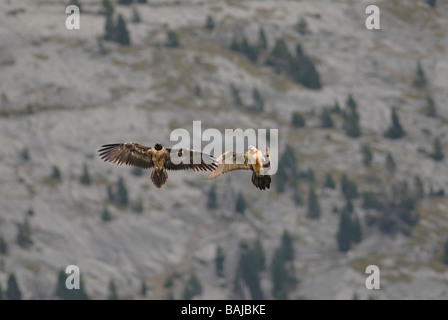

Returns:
0,0,447,299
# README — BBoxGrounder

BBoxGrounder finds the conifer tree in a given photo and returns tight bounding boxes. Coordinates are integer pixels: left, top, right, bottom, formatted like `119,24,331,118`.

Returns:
362,192,382,210
297,17,309,35
344,197,354,214
140,279,147,296
276,165,288,193
0,235,8,255
108,279,118,300
183,274,202,300
351,213,362,243
251,88,264,113
430,186,444,197
293,183,302,205
444,239,448,265
6,274,22,300
413,61,427,88
307,187,320,219
207,186,218,209
20,147,30,162
343,94,361,138
276,145,298,193
104,13,115,41
102,206,112,222
430,137,444,162
194,84,201,97
291,112,306,128
385,152,396,174
205,15,215,30
230,37,259,62
118,0,132,5
426,94,437,117
235,193,246,215
115,14,130,45
0,283,3,300
287,45,315,88
102,0,114,17
267,38,291,67
131,6,141,24
131,197,144,214
110,176,128,207
324,173,335,189
236,242,264,300
384,108,405,139
17,217,33,248
426,0,436,7
164,275,174,289
320,108,333,128
55,269,89,300
215,246,225,278
230,83,243,107
271,232,297,300
361,144,373,167
80,163,91,185
241,38,259,63
55,270,70,300
166,30,180,48
283,146,298,177
331,100,341,114
271,248,288,300
414,175,424,199
303,168,315,182
51,165,62,181
281,230,294,262
291,54,321,89
341,174,358,201
258,27,268,51
336,209,352,252
346,94,357,112
230,38,242,52
252,239,266,272
55,269,68,299
27,208,34,217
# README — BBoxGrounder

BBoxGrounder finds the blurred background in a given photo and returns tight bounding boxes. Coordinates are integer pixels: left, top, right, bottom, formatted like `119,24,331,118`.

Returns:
0,0,447,300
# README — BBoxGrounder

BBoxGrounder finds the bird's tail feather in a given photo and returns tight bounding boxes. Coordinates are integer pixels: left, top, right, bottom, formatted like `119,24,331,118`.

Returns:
251,172,271,190
151,168,168,189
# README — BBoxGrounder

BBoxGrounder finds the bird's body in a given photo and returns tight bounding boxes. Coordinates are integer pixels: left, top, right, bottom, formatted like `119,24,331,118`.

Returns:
98,142,217,189
206,146,271,190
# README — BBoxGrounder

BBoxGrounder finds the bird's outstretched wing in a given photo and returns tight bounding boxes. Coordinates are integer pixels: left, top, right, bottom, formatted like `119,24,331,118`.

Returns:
205,151,251,180
98,143,154,169
164,148,217,172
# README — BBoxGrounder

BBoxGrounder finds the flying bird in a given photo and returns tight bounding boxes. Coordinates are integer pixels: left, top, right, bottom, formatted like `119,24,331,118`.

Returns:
98,142,218,189
206,146,271,190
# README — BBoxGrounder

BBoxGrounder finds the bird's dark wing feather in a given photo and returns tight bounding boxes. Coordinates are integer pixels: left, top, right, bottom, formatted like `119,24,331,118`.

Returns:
164,148,217,171
98,143,154,169
206,151,250,180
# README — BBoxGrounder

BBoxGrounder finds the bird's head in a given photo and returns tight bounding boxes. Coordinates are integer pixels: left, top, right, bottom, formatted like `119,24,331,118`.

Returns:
154,142,163,151
248,145,257,154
